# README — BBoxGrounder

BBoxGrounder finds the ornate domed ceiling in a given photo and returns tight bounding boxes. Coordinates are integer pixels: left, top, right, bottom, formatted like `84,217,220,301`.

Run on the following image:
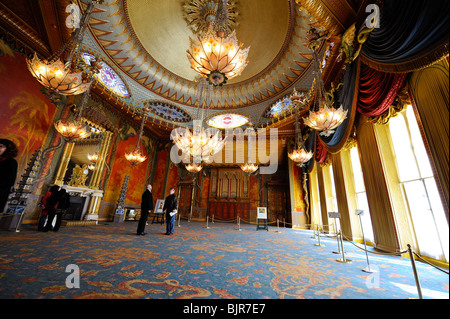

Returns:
81,0,322,122
0,0,367,137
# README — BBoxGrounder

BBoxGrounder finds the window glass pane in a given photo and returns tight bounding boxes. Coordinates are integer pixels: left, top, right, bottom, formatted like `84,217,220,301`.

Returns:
424,178,449,261
329,164,338,212
405,106,433,178
389,115,420,182
403,180,443,260
350,147,365,193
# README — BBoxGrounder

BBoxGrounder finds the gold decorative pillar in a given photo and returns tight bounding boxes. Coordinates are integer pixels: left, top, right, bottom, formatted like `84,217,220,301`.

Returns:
356,116,404,253
53,142,75,185
84,191,103,221
89,131,113,189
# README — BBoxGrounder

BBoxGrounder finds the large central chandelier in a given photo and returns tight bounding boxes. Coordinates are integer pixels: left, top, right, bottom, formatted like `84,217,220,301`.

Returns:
303,27,347,137
171,78,228,172
186,0,250,86
26,1,102,97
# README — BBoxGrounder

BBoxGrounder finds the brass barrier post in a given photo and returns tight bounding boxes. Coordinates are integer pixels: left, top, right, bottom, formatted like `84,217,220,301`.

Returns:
315,225,324,247
407,244,423,299
336,231,352,263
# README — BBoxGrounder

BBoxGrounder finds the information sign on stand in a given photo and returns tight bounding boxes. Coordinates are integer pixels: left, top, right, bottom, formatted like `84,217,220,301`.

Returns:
355,209,376,273
152,199,165,224
328,212,342,255
256,207,268,231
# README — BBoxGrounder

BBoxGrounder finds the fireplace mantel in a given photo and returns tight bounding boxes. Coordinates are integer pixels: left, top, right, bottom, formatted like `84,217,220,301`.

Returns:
61,185,103,221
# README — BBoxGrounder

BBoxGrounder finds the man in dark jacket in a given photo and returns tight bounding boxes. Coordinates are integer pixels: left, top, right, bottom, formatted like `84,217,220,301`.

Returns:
163,187,177,235
137,184,153,235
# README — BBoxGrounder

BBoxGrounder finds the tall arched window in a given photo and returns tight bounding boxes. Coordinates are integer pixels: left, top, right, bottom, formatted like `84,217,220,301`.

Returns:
350,146,375,243
388,105,448,262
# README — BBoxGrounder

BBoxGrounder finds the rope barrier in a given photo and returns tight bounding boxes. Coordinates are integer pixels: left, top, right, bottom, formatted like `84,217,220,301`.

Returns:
412,251,449,275
335,232,449,299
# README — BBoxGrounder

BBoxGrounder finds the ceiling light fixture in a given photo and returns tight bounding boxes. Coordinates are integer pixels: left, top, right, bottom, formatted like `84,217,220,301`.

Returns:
303,26,347,137
186,0,249,86
26,1,103,98
125,110,148,166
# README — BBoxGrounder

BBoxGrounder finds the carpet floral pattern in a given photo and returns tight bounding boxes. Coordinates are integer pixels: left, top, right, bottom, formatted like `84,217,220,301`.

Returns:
0,221,448,299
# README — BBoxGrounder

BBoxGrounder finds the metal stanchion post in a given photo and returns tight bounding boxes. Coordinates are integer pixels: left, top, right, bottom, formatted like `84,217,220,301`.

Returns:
177,211,181,227
275,219,281,233
328,213,342,254
205,215,210,229
336,231,352,263
237,216,241,231
14,210,25,233
311,224,317,239
407,244,423,299
212,214,214,224
315,225,324,246
356,209,376,273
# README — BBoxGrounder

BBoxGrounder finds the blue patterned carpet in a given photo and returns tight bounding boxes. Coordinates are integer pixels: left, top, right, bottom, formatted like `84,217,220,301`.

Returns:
0,220,448,300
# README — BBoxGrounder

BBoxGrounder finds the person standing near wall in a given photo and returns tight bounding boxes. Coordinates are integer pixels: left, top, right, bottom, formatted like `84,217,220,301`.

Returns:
137,184,153,235
0,139,18,214
163,187,177,235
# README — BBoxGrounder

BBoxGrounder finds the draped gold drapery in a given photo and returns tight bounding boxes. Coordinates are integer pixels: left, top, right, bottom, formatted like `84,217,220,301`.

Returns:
408,58,449,219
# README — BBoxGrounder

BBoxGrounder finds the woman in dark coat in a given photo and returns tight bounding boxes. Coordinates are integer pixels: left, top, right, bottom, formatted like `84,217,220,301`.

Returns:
0,139,18,214
38,185,60,231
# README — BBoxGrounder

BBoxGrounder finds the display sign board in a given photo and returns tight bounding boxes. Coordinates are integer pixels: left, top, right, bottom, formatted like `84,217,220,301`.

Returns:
257,207,267,219
355,209,364,216
155,199,165,214
328,211,341,219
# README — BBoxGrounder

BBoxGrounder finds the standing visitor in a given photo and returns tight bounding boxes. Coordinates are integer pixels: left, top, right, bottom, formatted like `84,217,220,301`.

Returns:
40,185,60,232
137,184,153,235
52,188,70,232
163,187,177,235
0,139,18,214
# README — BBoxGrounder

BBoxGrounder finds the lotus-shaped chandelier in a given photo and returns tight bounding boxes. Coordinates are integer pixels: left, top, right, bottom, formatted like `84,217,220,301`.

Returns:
303,27,347,137
288,112,313,165
54,88,92,142
240,162,259,175
171,78,228,172
26,1,103,97
125,111,148,166
54,119,91,141
171,120,227,162
186,0,249,86
185,162,203,174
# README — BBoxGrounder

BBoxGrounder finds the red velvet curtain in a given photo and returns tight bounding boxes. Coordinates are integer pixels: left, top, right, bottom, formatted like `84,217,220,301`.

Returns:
357,63,407,117
315,134,328,163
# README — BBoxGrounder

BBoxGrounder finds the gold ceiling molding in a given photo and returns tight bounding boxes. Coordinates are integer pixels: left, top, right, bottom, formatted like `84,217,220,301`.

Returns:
84,0,317,109
295,0,343,35
182,0,240,35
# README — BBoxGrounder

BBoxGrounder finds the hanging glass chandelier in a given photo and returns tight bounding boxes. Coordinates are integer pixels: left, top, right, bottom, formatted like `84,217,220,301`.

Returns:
288,112,313,165
54,119,91,141
54,88,92,142
87,152,98,163
240,162,258,175
26,1,102,97
303,27,347,137
125,111,148,166
186,0,249,86
185,162,203,174
171,77,228,171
